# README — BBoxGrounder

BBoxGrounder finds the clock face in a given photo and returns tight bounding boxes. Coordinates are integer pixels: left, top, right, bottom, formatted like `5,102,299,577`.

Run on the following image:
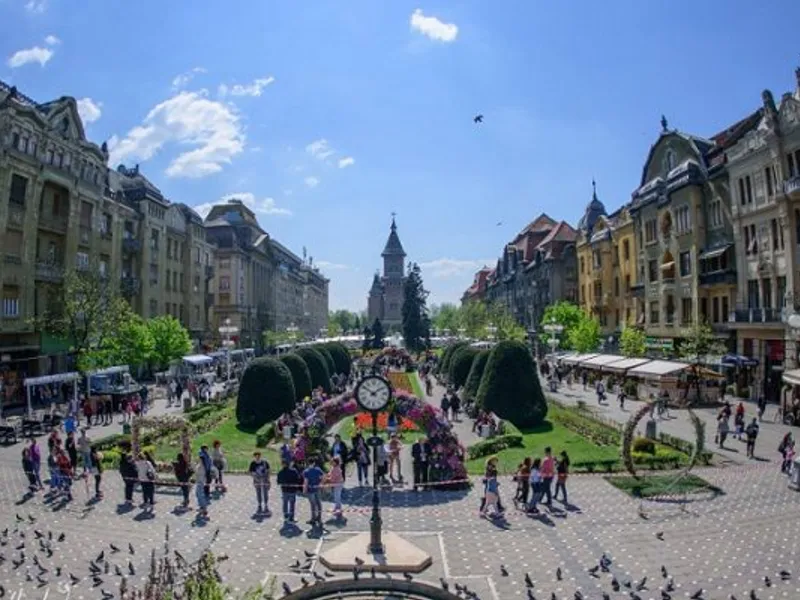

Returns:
356,376,392,412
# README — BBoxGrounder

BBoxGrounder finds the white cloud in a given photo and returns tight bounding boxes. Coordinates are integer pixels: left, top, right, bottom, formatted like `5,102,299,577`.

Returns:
305,138,335,160
172,67,206,90
7,45,53,68
44,35,60,45
304,176,320,189
25,0,47,14
76,97,102,124
418,258,493,278
338,156,355,169
192,192,291,219
410,9,458,42
108,90,245,178
316,261,354,271
217,76,275,98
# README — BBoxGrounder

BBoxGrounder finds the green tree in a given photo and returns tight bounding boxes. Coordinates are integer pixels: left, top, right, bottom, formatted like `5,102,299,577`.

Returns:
450,346,479,389
459,301,489,339
263,329,294,349
329,309,360,334
619,324,647,358
237,357,296,428
361,324,373,350
326,320,343,338
105,312,155,369
463,349,490,401
488,302,528,342
567,316,601,353
147,315,192,370
279,353,313,402
295,347,332,393
440,341,468,379
401,262,432,353
679,322,726,363
539,301,585,350
430,303,461,335
371,318,385,349
477,340,548,427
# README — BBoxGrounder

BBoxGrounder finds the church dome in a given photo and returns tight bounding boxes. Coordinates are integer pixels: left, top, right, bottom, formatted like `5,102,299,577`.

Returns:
577,180,607,233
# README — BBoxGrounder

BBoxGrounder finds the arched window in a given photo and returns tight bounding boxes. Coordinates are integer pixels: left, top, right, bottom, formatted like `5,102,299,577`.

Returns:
663,148,676,173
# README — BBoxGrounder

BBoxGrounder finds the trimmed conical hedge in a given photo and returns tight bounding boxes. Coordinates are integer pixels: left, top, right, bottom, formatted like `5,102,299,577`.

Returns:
463,349,489,401
476,340,547,427
237,357,296,428
279,353,313,401
315,345,337,377
296,347,332,393
449,346,479,389
324,342,352,377
440,341,468,380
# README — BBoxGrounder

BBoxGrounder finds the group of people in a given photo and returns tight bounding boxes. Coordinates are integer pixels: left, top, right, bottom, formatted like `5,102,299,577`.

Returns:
479,447,570,519
166,377,213,407
715,401,761,458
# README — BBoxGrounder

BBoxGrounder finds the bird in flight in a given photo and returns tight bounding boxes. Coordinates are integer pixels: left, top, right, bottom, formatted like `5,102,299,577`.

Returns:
496,221,503,226
473,114,484,123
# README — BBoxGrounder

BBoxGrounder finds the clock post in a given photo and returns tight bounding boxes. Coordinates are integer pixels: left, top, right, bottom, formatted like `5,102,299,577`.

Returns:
368,407,383,555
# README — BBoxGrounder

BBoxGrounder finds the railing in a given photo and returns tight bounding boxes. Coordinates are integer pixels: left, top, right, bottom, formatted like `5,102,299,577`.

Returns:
120,276,141,296
7,203,25,227
729,307,782,324
38,214,68,233
35,262,63,282
699,269,737,286
79,225,91,245
122,238,141,253
785,176,800,196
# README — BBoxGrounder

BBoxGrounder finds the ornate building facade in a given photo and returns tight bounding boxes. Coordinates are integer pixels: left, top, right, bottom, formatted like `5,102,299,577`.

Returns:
367,216,406,328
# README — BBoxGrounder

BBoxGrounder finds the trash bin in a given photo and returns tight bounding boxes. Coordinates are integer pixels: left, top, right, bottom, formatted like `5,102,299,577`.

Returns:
790,457,800,491
645,418,657,440
122,423,131,435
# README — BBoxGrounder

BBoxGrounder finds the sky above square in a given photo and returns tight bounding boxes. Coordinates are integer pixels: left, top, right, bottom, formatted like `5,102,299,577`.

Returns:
3,0,800,311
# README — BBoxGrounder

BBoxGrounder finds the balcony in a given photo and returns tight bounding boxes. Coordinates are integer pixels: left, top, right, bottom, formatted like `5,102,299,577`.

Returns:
729,307,783,325
204,264,215,280
785,176,800,197
7,203,25,228
99,229,113,241
630,283,645,297
79,225,91,246
38,214,68,234
120,276,141,297
3,254,23,284
699,269,737,286
35,261,63,282
122,238,141,254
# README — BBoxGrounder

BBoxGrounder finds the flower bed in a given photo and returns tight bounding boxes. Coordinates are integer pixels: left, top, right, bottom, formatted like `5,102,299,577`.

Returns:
352,411,418,433
388,371,415,394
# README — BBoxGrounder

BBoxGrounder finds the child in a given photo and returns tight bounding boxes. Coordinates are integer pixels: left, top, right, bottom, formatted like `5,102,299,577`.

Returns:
783,442,796,475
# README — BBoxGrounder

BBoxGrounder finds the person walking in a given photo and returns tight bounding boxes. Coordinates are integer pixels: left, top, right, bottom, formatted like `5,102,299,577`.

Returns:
22,447,37,493
303,459,325,527
277,460,302,524
717,417,730,449
553,451,570,504
173,452,192,508
329,434,349,483
388,433,403,483
540,447,555,507
199,445,213,501
526,458,543,515
481,459,501,519
119,448,137,505
211,440,227,493
65,431,78,472
745,417,760,459
90,446,103,499
514,458,531,507
56,449,73,501
78,430,92,475
29,438,43,490
136,452,156,511
354,437,370,486
411,436,431,492
248,451,271,516
325,456,345,517
194,451,210,519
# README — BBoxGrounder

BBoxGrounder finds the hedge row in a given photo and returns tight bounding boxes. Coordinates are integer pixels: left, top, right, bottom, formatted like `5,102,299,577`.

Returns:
467,433,524,460
255,422,276,448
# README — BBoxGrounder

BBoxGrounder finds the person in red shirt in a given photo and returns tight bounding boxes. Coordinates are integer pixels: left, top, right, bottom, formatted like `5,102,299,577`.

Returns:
540,447,555,507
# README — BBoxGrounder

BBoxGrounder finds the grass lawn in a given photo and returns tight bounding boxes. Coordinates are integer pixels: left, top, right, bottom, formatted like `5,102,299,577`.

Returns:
465,409,620,475
606,473,723,498
154,416,278,471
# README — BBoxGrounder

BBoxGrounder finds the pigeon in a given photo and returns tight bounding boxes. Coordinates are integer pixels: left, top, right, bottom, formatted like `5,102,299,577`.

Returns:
611,577,620,592
665,579,675,592
404,572,413,581
69,573,80,585
45,547,53,558
690,590,704,600
174,550,186,564
128,543,135,555
58,533,66,542
304,550,316,558
289,560,301,569
324,571,334,578
661,565,668,578
33,555,40,566
313,571,325,582
34,530,44,539
551,593,557,600
354,557,364,566
89,561,101,574
528,590,537,600
15,542,24,551
352,566,360,581
501,564,509,576
110,544,120,553
1,528,7,537
636,576,648,591
115,564,123,577
101,590,114,600
92,576,103,587
574,592,583,600
630,593,642,600
55,566,62,577
440,577,449,591
12,557,24,569
36,575,48,587
473,115,484,124
300,577,309,587
556,567,562,581
655,531,664,541
780,570,791,580
764,576,772,587
48,531,52,541
749,591,757,600
496,222,503,227
623,580,632,589
281,582,291,596
27,515,36,524
588,565,599,576
16,514,23,522
128,562,135,576
525,572,534,588
661,591,672,600
26,570,33,582
602,594,610,600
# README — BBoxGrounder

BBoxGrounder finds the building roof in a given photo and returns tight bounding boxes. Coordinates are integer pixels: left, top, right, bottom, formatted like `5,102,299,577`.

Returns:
537,220,577,248
514,213,556,241
577,181,607,232
381,216,406,257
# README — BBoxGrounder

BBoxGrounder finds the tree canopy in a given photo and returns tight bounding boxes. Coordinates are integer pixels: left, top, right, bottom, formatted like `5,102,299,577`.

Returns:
619,324,647,358
430,303,461,335
279,353,313,401
567,315,600,353
679,322,727,363
539,301,586,351
328,309,361,334
295,347,332,393
370,318,385,349
148,315,193,370
401,262,432,353
237,357,296,428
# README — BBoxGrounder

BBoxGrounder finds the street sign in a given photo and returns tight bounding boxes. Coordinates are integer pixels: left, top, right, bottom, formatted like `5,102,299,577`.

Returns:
367,436,384,448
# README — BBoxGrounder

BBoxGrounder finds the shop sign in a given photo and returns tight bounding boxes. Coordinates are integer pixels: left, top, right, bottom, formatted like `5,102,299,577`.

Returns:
645,336,674,351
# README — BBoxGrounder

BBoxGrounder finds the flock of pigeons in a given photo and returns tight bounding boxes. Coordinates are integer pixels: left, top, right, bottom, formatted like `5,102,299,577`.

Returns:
0,513,137,600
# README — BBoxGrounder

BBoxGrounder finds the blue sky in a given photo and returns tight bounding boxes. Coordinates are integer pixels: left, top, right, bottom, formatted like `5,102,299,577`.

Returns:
3,1,800,312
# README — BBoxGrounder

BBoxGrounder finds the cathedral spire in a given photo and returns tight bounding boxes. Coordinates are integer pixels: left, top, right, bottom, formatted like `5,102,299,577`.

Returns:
381,213,406,257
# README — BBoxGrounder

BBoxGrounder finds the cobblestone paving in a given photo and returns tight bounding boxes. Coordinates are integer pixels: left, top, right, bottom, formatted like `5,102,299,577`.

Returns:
1,460,799,600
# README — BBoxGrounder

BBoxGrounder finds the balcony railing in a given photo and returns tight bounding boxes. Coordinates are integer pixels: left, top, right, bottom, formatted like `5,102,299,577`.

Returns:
785,176,800,196
38,214,68,234
699,269,737,286
729,307,783,324
122,238,141,254
79,225,91,245
35,261,63,282
7,204,25,228
120,276,141,297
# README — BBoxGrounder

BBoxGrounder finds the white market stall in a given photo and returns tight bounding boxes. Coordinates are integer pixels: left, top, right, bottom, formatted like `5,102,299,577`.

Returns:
85,365,130,393
628,360,690,404
561,353,599,366
580,354,628,370
23,371,80,417
601,357,653,374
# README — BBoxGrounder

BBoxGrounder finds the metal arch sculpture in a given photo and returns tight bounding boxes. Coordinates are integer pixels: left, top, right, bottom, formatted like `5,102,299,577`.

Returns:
282,578,462,600
131,414,193,461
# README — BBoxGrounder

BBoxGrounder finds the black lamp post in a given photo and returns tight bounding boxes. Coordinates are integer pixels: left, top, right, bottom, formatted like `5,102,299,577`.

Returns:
368,411,384,555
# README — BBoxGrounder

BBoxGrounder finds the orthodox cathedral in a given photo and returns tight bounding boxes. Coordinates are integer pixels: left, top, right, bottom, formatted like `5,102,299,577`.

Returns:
367,216,406,328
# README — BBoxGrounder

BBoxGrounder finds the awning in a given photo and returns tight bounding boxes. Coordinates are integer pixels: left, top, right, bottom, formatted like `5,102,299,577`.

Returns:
562,353,599,365
721,353,759,368
580,354,626,368
602,357,653,373
783,369,800,387
86,365,130,378
24,372,81,387
182,354,213,366
628,360,690,378
208,351,226,359
660,261,675,270
700,245,731,260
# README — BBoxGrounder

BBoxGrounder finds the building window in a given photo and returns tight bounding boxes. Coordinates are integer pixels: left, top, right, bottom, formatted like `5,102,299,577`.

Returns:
194,305,200,322
614,276,619,297
700,297,708,322
709,199,723,228
745,175,753,204
765,166,774,196
165,303,170,316
721,295,729,321
75,252,89,271
592,249,602,270
219,275,231,291
762,278,772,309
623,239,630,261
789,153,797,178
580,257,584,274
712,297,720,323
744,224,757,255
9,174,27,206
778,276,787,308
645,219,657,244
679,251,691,277
771,218,785,251
747,279,759,308
648,259,658,283
150,229,159,251
149,299,157,317
220,258,231,270
649,301,659,324
674,206,690,234
3,289,20,317
165,269,171,291
179,273,184,292
681,297,692,325
625,274,631,292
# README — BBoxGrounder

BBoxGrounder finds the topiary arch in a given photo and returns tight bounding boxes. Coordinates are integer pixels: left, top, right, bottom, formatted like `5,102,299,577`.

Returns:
463,349,490,401
314,345,337,378
131,415,193,461
324,342,352,377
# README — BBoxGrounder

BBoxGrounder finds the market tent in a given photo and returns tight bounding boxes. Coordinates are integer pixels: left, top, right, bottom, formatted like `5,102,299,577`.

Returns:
580,354,626,368
182,354,213,366
23,372,80,416
601,357,653,374
85,365,130,378
562,353,599,365
721,353,759,368
628,360,690,378
783,369,800,387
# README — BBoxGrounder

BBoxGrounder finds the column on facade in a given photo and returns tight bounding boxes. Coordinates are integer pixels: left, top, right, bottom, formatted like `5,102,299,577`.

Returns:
782,194,799,369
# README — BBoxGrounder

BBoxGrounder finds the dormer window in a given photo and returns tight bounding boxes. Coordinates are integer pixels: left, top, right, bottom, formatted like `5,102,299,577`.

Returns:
61,117,69,134
663,148,676,173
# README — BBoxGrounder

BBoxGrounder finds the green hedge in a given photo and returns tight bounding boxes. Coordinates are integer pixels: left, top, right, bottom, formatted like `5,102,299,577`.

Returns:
449,346,479,389
296,347,332,393
467,433,525,460
279,353,313,401
237,357,296,428
314,345,337,378
463,350,489,401
549,407,621,447
255,422,277,448
440,342,468,378
324,342,352,377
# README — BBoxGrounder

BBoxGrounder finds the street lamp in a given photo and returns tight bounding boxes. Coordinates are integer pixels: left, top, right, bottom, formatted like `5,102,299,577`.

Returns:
543,318,564,357
218,317,239,381
287,322,299,348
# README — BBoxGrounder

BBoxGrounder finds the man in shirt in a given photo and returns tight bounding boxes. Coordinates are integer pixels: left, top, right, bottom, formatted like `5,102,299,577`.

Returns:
745,417,759,459
540,446,555,507
303,458,325,527
411,436,432,492
248,451,271,515
277,460,302,523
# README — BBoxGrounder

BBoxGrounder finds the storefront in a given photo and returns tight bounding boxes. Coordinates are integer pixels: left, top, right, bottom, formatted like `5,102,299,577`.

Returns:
739,336,785,403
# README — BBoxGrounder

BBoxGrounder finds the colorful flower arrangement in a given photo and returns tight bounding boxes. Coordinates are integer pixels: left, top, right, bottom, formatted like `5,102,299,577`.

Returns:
387,371,415,394
352,411,419,434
